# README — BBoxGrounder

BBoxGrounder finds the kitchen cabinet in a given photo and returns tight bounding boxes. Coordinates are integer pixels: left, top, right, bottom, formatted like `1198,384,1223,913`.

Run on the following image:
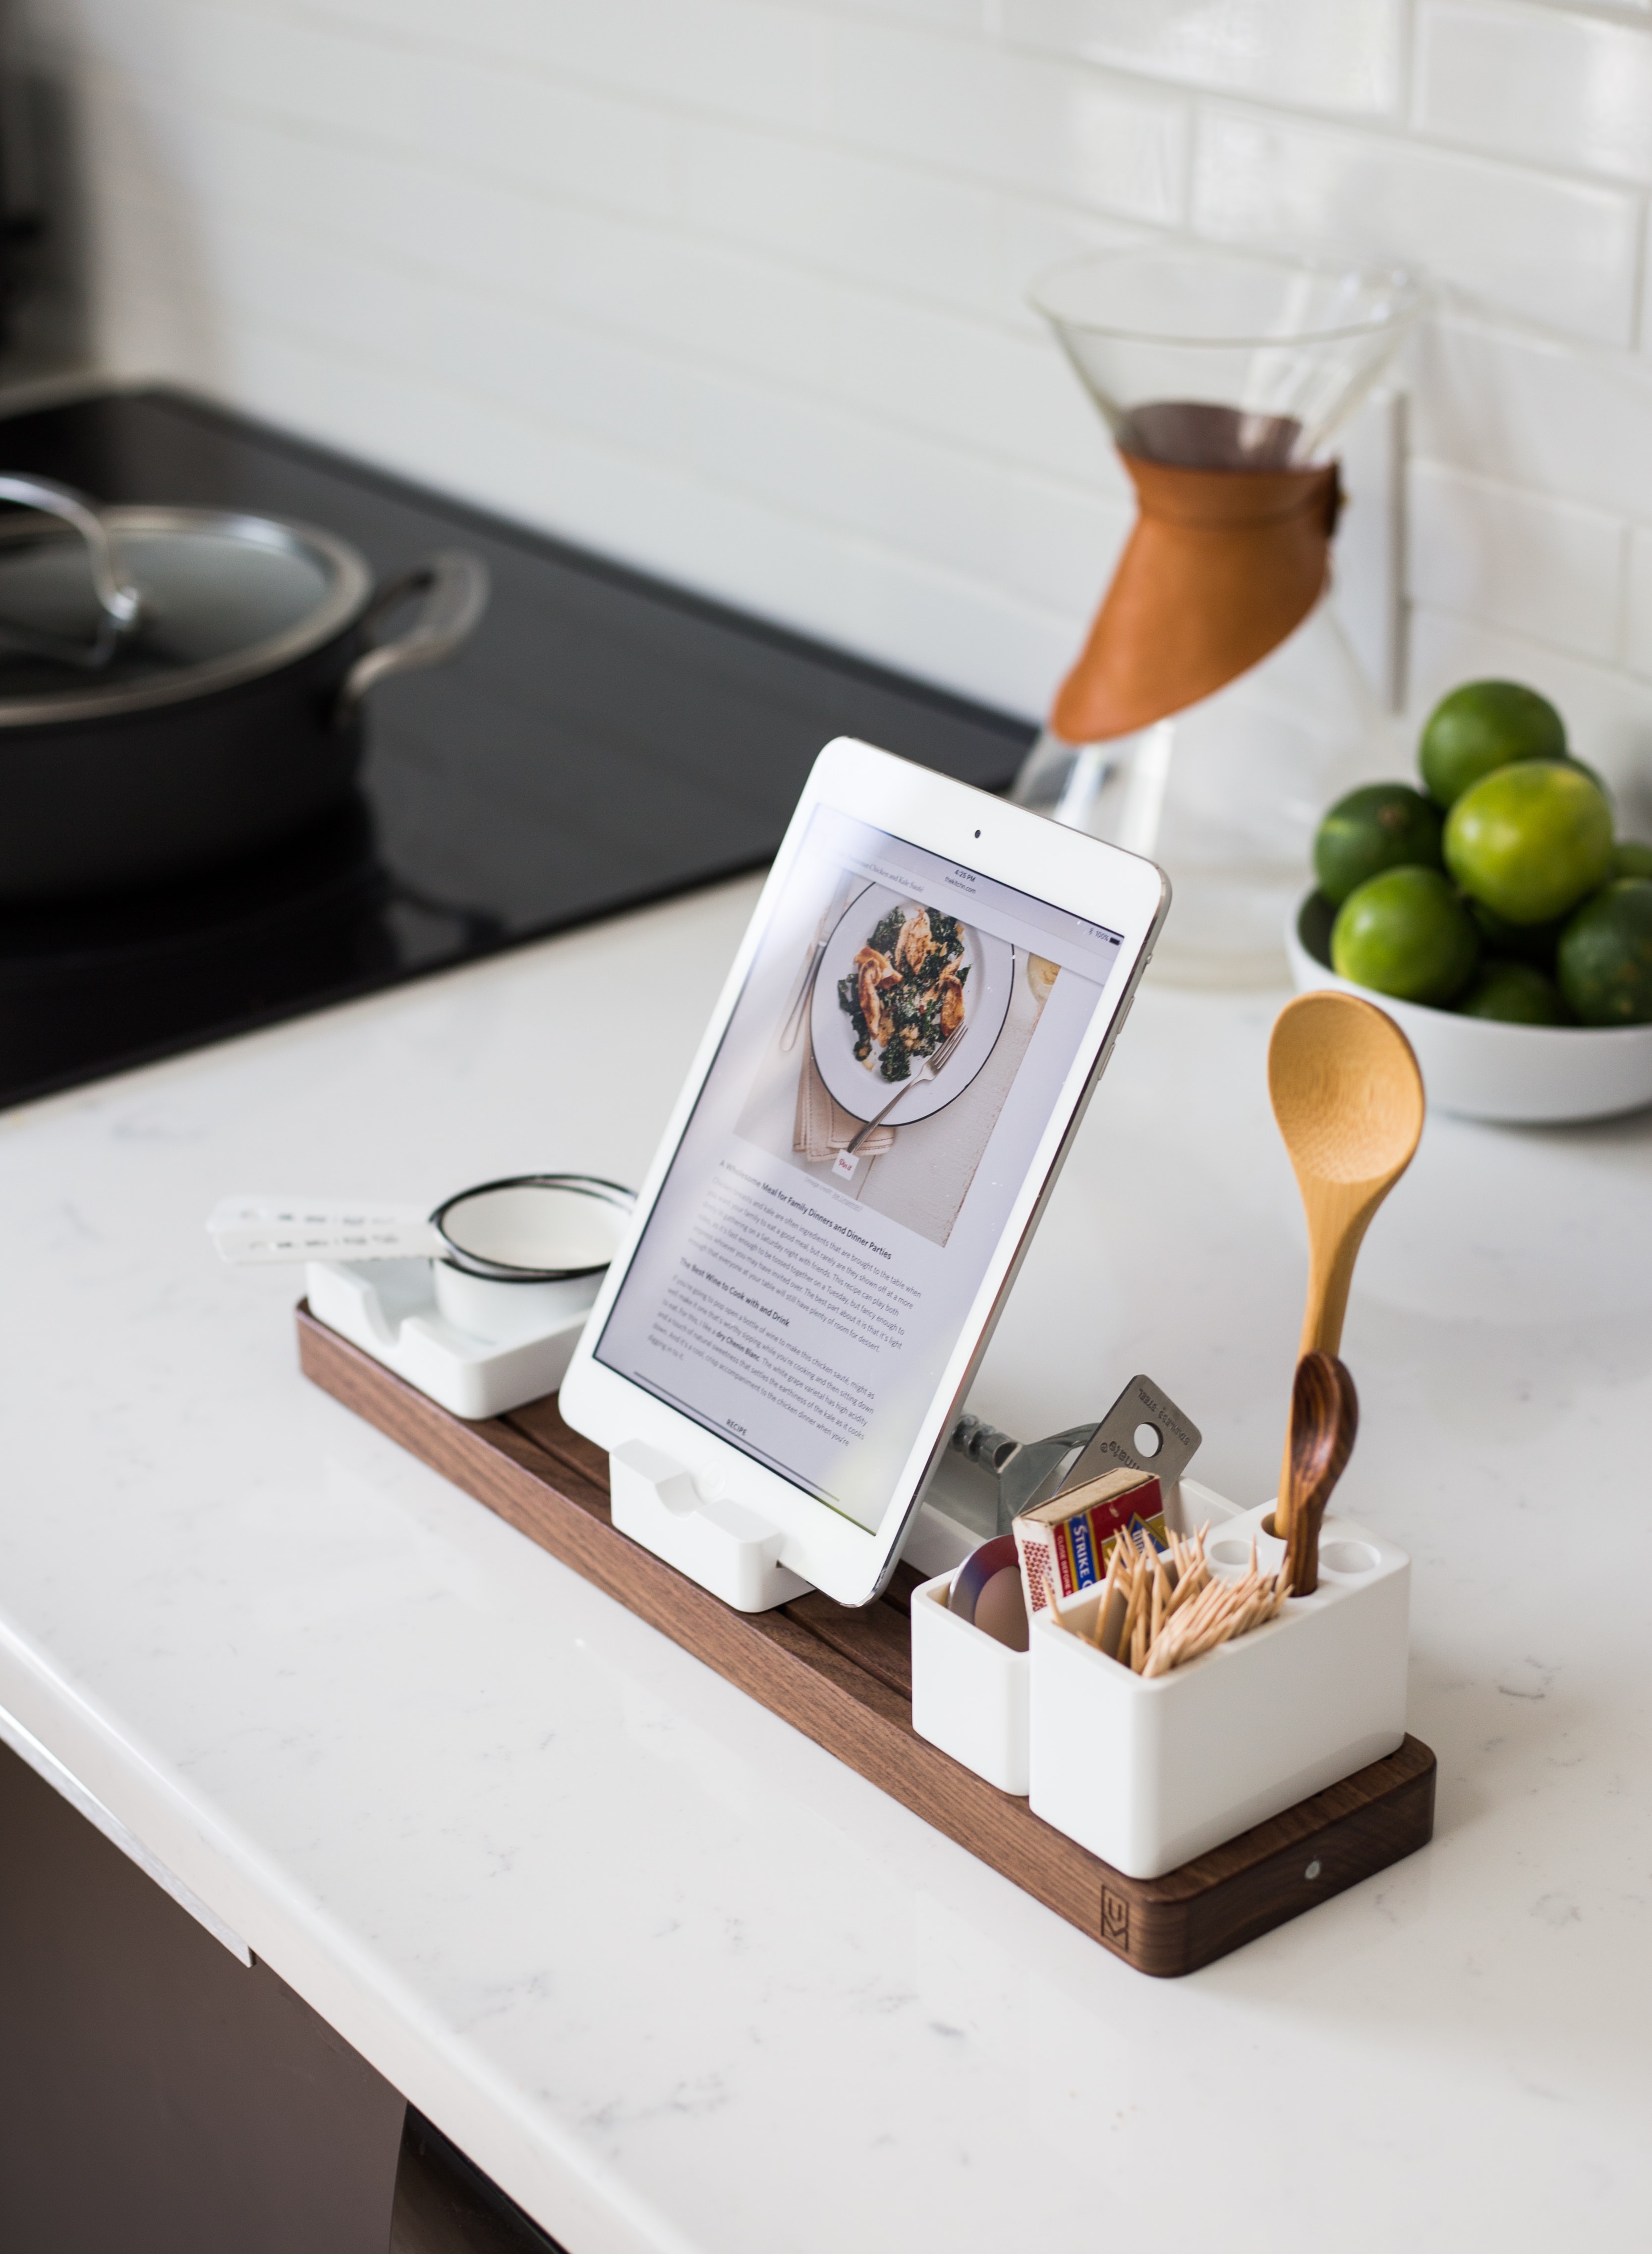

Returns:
0,1739,403,2253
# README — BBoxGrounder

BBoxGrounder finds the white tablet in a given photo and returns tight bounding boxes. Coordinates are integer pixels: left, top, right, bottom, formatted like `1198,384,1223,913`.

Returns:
559,737,1169,1607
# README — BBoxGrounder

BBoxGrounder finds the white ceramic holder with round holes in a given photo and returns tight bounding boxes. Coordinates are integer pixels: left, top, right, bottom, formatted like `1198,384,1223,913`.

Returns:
1029,1501,1409,1878
910,1481,1410,1878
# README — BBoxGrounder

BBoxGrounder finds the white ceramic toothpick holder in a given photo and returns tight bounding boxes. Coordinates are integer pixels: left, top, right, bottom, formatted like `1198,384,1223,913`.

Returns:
911,1477,1241,1800
910,1482,1410,1879
1029,1503,1409,1878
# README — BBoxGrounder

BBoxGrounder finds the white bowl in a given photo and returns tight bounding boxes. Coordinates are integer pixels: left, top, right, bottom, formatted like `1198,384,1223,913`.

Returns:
1288,891,1652,1124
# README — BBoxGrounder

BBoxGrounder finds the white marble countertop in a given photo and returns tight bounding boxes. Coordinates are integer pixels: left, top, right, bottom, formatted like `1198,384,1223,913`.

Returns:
3,876,1650,2254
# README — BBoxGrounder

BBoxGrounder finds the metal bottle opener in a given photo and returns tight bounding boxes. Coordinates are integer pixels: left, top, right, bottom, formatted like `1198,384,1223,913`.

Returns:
950,1373,1202,1536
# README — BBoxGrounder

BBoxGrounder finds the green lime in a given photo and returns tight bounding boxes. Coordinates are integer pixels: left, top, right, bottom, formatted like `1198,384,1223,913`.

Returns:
1557,880,1652,1026
1561,754,1610,803
1443,760,1613,924
1331,865,1481,1006
1468,897,1566,969
1457,959,1570,1025
1313,783,1443,906
1419,680,1566,808
1612,840,1652,881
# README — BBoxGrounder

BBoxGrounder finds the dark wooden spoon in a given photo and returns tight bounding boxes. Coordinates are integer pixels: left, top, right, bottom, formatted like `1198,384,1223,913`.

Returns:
1274,1351,1359,1596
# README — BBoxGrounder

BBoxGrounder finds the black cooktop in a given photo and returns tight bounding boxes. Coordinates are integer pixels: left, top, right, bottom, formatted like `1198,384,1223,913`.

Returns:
0,386,1031,1108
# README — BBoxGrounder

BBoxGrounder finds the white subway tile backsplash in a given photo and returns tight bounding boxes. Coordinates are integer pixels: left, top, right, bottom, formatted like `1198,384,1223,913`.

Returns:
89,87,1121,513
1004,0,1405,116
685,372,1008,583
102,184,689,461
1410,317,1652,522
685,366,1131,627
163,3,440,153
681,128,1006,316
824,18,1188,222
825,288,1115,480
678,124,1152,331
82,78,642,308
93,38,1154,346
1624,529,1652,685
1406,460,1625,662
285,0,831,134
810,0,992,25
1415,3,1652,187
1006,473,1130,619
1193,108,1642,345
40,0,1652,746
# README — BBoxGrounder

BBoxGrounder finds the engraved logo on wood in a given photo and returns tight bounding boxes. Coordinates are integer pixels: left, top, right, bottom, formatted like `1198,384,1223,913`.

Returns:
1101,1887,1131,1954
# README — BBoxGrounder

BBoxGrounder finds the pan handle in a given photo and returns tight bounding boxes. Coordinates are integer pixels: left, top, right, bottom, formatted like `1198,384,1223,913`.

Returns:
336,549,490,717
0,472,144,643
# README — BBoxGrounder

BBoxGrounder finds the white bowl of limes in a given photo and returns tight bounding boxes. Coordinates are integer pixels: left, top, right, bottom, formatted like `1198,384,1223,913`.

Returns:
1288,891,1652,1123
1288,681,1652,1125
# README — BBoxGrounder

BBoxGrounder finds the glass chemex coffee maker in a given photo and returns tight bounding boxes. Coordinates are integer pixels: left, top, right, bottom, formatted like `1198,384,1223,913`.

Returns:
1014,246,1420,987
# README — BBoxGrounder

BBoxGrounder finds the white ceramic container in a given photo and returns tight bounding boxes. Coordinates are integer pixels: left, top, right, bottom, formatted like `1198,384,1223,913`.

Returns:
1027,1502,1409,1879
910,1477,1242,1803
910,1569,1032,1794
1289,890,1652,1125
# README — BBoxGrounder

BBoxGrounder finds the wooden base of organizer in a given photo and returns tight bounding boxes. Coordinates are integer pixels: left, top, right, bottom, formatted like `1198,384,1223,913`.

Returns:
298,1306,1435,1978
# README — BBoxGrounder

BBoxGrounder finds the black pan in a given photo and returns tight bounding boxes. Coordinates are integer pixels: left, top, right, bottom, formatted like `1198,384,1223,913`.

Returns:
0,473,489,900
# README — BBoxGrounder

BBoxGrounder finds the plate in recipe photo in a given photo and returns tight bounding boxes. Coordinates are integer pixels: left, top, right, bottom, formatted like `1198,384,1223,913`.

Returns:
810,887,1015,1126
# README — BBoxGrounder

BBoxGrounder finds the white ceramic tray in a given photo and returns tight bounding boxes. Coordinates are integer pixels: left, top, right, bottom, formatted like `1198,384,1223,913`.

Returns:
1289,889,1652,1124
305,1259,594,1420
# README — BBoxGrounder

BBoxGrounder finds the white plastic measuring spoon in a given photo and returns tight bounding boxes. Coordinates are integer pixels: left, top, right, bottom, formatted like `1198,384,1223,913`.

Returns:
208,1196,442,1265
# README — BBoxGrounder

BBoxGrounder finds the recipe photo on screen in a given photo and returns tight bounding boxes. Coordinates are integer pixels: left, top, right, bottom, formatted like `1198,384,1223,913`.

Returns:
595,806,1125,1536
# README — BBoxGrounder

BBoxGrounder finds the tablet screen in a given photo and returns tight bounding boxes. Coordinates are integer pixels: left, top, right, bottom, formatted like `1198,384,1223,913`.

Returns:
593,806,1126,1537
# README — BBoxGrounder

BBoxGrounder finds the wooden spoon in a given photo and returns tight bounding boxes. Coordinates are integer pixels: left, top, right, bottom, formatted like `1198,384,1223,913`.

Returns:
1275,1351,1359,1596
1269,991,1423,1535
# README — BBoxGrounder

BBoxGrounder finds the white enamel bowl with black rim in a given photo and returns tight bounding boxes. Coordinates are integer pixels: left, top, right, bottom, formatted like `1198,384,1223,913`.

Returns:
1289,889,1652,1125
427,1175,636,1345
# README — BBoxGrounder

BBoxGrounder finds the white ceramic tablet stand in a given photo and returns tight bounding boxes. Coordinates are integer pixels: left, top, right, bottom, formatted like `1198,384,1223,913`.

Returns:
607,1427,1001,1613
607,1444,813,1610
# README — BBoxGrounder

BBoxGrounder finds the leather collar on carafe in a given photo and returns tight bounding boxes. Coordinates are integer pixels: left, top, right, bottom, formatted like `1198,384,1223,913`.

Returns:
1050,450,1343,748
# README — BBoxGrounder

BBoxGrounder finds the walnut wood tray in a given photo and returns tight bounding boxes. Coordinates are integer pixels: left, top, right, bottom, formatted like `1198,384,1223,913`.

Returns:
298,1306,1435,1978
